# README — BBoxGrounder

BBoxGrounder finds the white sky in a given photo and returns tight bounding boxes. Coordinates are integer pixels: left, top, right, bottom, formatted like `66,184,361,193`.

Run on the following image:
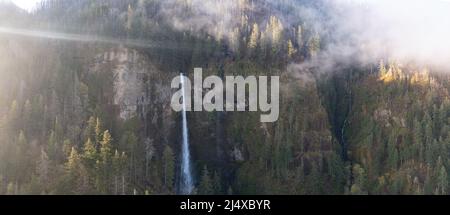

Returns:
10,0,450,11
11,0,41,11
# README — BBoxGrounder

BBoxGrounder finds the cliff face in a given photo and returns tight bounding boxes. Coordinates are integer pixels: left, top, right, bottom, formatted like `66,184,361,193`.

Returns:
90,47,168,121
88,46,179,158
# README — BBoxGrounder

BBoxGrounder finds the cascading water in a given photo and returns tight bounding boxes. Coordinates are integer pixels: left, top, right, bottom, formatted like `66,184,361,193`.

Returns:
180,74,194,195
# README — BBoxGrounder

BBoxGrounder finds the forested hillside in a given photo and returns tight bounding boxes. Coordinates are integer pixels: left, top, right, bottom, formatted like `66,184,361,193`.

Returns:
0,0,448,195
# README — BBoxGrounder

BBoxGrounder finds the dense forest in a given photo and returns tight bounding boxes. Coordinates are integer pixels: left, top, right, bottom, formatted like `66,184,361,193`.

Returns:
0,0,449,195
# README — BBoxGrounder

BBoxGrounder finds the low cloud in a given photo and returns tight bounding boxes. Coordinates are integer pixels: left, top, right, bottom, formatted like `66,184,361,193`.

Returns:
161,0,450,70
320,0,450,70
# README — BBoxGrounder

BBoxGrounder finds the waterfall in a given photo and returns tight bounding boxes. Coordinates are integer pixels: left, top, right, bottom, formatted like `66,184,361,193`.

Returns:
180,74,194,195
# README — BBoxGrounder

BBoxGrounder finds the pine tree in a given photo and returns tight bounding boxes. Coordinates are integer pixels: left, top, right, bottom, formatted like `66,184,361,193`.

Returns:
8,100,19,132
387,133,399,170
47,130,58,160
424,167,433,194
126,4,134,32
212,171,222,194
64,147,81,194
9,100,18,120
98,130,113,194
328,153,345,194
296,25,303,49
112,150,121,195
6,182,15,195
306,162,322,194
82,138,97,169
437,166,448,195
0,176,3,195
162,145,174,192
350,164,368,195
436,157,448,195
65,147,91,194
85,116,96,142
62,139,72,158
229,27,240,53
424,113,433,146
36,148,50,193
265,16,283,51
17,130,27,153
54,117,63,145
287,39,297,58
199,166,213,195
122,131,138,185
144,138,155,178
16,131,28,182
438,104,447,137
248,23,260,49
227,186,233,195
378,60,387,77
413,119,423,161
120,152,128,195
23,99,32,132
100,130,112,164
66,147,81,173
95,118,103,146
425,139,437,166
308,33,320,57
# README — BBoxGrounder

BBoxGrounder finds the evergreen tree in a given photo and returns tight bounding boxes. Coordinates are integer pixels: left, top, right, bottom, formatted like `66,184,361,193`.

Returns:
436,157,448,195
162,145,174,192
17,130,27,153
7,100,19,132
100,130,113,164
413,119,424,161
47,130,58,160
265,16,283,51
95,118,103,146
199,166,213,195
287,40,297,58
62,139,72,158
112,150,121,195
66,147,81,173
36,148,50,193
23,100,32,132
306,163,322,194
212,171,222,195
328,153,345,194
227,186,233,195
378,60,387,77
308,33,320,57
144,138,155,178
387,133,399,170
424,167,433,195
64,147,81,194
98,130,113,194
82,138,97,168
296,25,303,50
85,116,96,141
16,131,29,182
248,23,260,50
6,182,15,195
437,166,448,195
350,164,368,195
